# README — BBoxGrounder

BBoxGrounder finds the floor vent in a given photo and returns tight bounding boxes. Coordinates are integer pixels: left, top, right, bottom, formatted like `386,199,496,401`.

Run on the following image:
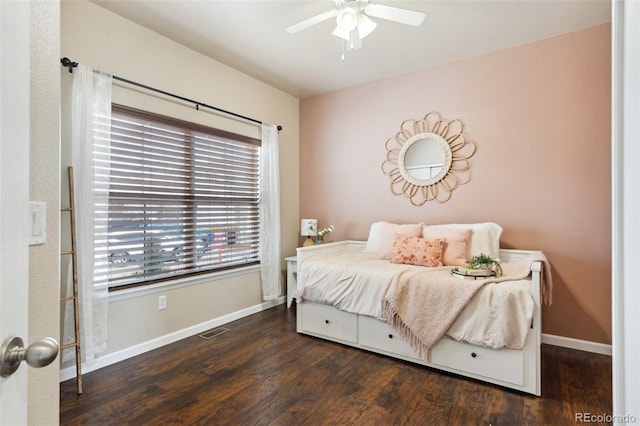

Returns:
199,327,230,340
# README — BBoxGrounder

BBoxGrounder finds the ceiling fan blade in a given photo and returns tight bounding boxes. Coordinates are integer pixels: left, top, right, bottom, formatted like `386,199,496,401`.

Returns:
286,9,338,34
364,3,425,27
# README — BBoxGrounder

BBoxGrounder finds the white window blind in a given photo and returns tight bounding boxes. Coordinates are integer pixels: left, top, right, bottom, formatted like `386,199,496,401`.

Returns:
96,105,261,289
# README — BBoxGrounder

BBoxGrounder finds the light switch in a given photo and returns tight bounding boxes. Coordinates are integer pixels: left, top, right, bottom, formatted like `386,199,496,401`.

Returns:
29,202,46,246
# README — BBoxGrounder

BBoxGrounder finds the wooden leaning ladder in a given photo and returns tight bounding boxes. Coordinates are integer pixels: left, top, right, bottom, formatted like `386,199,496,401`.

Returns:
60,166,83,395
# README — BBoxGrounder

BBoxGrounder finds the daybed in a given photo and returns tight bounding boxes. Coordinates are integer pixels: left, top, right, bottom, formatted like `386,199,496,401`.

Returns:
295,222,550,396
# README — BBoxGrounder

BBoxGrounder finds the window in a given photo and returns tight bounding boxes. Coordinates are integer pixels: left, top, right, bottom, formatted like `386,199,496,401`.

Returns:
96,105,261,290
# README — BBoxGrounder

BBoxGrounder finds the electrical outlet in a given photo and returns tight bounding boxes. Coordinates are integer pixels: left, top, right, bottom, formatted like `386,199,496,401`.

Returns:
158,295,167,310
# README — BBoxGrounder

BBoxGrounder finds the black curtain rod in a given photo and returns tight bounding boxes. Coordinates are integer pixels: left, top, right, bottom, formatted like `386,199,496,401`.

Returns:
60,57,282,132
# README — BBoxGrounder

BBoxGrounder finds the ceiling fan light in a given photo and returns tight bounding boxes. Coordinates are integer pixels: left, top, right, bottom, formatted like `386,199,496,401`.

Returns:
336,7,358,32
331,26,350,41
357,14,376,39
348,30,362,50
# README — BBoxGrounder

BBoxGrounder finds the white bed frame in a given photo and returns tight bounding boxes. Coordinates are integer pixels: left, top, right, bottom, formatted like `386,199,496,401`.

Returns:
295,241,542,396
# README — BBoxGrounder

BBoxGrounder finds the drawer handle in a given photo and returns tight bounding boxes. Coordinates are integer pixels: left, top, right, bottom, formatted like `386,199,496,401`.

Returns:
325,319,330,324
388,334,393,339
471,352,477,358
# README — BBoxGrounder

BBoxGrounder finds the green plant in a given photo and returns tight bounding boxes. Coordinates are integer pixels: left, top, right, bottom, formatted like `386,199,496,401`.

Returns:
466,253,502,277
316,225,334,243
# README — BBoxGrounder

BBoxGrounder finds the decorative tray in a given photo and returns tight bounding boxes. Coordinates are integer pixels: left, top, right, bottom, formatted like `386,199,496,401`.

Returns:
451,267,496,280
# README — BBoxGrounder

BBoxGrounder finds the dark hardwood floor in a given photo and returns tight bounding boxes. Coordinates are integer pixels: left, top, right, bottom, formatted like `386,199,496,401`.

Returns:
60,304,612,425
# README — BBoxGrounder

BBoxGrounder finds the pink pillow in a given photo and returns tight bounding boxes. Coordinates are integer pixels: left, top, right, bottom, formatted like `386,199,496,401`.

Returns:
378,222,424,259
424,222,503,261
421,226,472,266
391,235,444,267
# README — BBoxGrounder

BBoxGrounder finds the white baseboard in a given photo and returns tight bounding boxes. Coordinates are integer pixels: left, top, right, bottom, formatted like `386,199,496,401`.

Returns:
61,304,609,383
542,333,612,356
60,296,286,382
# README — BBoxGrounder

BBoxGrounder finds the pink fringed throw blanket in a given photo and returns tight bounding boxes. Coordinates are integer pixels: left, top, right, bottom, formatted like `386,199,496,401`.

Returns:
381,252,552,360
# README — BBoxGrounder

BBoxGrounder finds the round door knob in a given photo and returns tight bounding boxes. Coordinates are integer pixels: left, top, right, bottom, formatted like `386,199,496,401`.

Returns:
23,337,59,368
1,336,59,377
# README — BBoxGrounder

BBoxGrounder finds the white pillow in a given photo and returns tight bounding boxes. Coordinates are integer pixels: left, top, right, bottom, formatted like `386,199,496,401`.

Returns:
364,221,424,259
364,222,384,253
423,222,503,261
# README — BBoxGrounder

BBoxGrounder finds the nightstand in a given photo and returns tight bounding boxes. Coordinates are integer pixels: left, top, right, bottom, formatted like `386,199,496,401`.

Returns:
285,256,297,308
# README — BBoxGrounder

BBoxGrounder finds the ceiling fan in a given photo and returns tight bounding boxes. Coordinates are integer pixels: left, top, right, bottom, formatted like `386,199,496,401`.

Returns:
285,0,426,52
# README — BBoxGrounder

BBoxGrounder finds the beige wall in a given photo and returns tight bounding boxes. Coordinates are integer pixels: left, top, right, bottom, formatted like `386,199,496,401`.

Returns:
29,1,60,424
60,0,299,366
300,24,611,344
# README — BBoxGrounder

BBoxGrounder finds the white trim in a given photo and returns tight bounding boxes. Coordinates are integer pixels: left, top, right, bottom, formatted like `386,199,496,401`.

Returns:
59,296,285,382
59,297,613,383
612,0,640,420
542,333,612,356
107,264,261,302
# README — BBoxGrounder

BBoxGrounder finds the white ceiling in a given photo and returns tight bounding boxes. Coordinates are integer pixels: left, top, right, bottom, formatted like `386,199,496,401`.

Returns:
92,0,611,99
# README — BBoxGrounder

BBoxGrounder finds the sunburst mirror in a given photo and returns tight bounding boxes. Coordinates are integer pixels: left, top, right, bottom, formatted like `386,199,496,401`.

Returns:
381,112,476,206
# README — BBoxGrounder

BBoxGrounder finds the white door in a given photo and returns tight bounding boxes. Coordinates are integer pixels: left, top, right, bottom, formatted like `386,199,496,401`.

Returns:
0,1,32,423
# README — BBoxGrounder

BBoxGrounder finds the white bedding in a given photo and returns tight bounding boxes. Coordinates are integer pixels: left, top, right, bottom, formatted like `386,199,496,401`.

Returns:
297,245,535,350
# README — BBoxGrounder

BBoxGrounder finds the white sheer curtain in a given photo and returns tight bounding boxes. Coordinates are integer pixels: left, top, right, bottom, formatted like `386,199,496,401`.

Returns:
259,123,281,300
63,64,111,363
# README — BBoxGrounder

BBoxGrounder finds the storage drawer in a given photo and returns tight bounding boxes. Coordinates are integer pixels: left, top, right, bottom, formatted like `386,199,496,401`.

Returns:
358,315,420,360
430,337,525,386
300,303,357,343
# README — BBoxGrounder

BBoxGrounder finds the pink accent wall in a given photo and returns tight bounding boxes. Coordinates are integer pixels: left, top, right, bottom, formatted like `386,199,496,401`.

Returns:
300,24,612,344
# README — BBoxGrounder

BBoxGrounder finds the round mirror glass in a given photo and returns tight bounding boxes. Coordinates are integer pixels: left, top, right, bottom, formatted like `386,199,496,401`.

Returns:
398,133,452,186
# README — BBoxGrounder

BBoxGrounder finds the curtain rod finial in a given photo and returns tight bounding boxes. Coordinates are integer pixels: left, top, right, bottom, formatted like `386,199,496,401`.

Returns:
60,57,78,73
